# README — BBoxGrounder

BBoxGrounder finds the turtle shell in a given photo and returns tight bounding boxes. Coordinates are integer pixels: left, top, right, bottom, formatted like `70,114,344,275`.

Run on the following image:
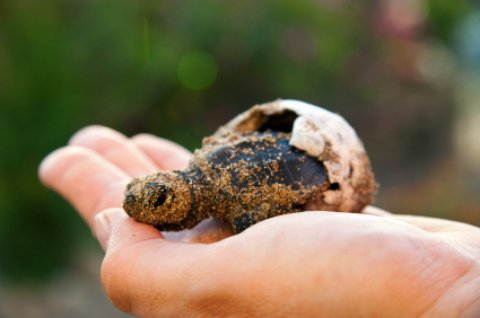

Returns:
190,130,332,232
204,132,328,191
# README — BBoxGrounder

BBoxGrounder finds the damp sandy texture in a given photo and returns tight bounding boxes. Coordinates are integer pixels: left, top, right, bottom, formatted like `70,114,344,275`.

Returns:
123,100,377,233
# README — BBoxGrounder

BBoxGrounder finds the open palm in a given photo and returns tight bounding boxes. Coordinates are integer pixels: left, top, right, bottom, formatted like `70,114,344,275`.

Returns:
39,126,480,318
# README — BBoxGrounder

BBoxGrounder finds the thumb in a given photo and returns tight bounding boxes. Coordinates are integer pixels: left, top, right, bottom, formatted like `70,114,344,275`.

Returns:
94,208,163,251
93,209,218,315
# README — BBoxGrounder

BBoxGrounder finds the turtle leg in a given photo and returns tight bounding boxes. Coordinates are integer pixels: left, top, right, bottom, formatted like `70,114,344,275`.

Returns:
230,207,277,233
230,203,306,233
231,212,256,233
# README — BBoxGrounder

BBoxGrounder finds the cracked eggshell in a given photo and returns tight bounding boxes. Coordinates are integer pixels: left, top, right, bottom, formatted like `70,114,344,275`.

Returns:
214,99,377,212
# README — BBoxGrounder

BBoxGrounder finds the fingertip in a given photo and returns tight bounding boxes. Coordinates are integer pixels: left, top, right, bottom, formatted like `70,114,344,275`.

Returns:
38,146,64,185
131,133,192,170
95,207,167,252
95,208,130,250
105,211,165,252
38,146,100,187
39,145,130,226
69,125,120,146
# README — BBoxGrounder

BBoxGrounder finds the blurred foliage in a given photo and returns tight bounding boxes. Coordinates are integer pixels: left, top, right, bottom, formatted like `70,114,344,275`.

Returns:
0,0,478,282
425,0,472,41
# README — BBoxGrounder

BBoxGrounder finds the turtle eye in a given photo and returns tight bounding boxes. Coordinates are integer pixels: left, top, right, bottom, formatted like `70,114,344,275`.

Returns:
145,182,169,208
154,186,168,208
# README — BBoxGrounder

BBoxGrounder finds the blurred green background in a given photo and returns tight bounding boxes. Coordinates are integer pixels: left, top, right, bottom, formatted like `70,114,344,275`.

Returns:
1,0,480,316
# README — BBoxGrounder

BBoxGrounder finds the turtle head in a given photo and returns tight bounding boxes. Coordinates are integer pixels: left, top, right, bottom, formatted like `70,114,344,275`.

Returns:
123,171,195,231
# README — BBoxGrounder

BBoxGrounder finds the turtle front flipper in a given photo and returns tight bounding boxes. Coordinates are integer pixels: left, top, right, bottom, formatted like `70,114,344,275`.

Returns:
231,212,256,233
227,207,282,233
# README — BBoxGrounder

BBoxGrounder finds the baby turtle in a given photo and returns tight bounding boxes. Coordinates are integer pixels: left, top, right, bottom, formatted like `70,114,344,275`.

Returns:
123,100,377,233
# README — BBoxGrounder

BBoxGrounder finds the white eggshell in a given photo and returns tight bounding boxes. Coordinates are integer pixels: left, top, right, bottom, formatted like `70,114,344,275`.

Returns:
216,99,377,212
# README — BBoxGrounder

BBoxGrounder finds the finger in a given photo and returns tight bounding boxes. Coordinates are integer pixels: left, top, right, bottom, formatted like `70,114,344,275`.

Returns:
389,215,480,257
390,214,480,235
362,206,479,235
97,209,215,316
131,133,192,170
39,146,130,227
95,208,163,250
69,125,157,177
362,206,392,216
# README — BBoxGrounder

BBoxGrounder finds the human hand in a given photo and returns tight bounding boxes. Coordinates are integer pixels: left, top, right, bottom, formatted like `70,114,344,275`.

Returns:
39,126,480,317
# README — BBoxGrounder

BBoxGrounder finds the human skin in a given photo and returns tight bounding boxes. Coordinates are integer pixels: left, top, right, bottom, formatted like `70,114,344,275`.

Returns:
39,125,480,318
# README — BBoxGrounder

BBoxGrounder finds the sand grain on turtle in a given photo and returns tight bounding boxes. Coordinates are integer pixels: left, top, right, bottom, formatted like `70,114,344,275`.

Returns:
123,100,377,233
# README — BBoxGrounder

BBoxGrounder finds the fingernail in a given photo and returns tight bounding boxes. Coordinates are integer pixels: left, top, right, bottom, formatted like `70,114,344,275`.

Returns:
94,209,126,250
